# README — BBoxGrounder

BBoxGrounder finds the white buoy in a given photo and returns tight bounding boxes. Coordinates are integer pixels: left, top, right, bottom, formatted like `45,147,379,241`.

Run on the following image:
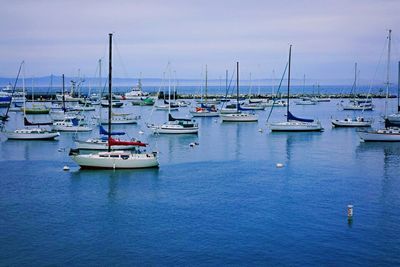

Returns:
276,163,284,168
347,204,353,219
138,130,144,135
258,128,263,132
58,148,65,152
189,142,195,147
63,165,70,171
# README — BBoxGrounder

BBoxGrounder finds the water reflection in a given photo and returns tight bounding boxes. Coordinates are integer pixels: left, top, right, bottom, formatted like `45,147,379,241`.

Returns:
69,168,160,201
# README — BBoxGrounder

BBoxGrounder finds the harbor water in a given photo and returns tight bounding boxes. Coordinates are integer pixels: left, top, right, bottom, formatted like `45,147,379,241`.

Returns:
0,98,399,266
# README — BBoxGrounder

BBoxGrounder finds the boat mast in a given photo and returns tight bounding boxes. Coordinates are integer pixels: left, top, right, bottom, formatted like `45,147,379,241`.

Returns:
22,62,26,117
385,29,391,119
236,61,239,113
108,33,112,152
287,45,292,122
398,61,400,112
205,64,208,104
168,64,171,114
62,74,66,112
98,59,102,125
354,62,357,99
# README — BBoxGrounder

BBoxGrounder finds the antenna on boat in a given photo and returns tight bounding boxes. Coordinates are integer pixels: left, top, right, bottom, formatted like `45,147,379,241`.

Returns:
108,33,113,152
287,45,292,122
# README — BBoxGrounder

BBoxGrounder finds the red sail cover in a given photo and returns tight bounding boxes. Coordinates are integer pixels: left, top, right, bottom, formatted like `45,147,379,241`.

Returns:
108,137,147,147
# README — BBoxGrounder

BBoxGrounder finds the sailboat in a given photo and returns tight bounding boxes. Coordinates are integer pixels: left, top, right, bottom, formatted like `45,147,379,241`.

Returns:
220,62,258,122
332,64,372,127
240,73,266,111
148,65,199,134
341,63,373,111
190,65,220,117
69,33,159,169
5,62,60,140
269,45,323,132
359,29,400,142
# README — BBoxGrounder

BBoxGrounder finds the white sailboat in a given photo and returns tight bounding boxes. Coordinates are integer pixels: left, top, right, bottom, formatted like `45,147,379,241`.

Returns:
341,63,374,111
69,33,159,169
269,45,323,132
359,29,400,142
5,62,60,140
220,62,258,122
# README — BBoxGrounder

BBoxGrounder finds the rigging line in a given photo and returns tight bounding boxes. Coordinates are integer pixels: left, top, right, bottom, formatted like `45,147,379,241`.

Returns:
113,36,131,79
3,61,24,120
266,61,289,123
221,67,236,109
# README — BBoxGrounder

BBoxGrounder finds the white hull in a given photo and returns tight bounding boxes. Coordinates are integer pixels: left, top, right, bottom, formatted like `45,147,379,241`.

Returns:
342,105,373,111
220,113,258,122
220,108,239,114
331,119,372,127
155,105,179,111
70,152,159,169
152,126,199,134
358,129,400,142
6,130,60,140
53,125,92,132
269,121,323,131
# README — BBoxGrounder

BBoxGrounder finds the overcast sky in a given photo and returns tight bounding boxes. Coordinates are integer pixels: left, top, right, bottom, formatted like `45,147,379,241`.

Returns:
1,0,399,84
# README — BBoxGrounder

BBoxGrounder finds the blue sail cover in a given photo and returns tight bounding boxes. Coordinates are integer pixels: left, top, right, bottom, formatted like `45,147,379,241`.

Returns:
287,111,314,122
99,125,125,136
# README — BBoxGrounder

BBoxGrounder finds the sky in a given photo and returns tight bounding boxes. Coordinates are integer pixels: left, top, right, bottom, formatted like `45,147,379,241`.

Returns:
0,0,399,84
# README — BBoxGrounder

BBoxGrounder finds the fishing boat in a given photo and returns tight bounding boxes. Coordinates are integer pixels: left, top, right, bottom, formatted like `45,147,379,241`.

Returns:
124,79,153,100
220,62,258,122
269,45,323,132
190,65,220,117
294,97,316,105
359,30,400,142
69,33,159,169
331,116,372,127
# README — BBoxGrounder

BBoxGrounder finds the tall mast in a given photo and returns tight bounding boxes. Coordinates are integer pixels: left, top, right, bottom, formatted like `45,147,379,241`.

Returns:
236,61,239,113
225,69,228,92
108,33,112,152
385,29,391,119
287,45,292,121
62,74,66,112
98,59,102,124
168,63,171,114
205,64,208,104
22,62,26,117
354,62,357,96
398,61,400,112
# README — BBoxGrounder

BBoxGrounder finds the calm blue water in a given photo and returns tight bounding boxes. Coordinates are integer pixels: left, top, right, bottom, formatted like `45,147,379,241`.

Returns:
0,99,399,266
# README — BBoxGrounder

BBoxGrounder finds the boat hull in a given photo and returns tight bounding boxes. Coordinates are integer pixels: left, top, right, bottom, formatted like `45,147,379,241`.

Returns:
220,113,258,122
6,131,60,140
331,120,372,127
358,131,400,142
70,153,159,169
270,122,323,132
